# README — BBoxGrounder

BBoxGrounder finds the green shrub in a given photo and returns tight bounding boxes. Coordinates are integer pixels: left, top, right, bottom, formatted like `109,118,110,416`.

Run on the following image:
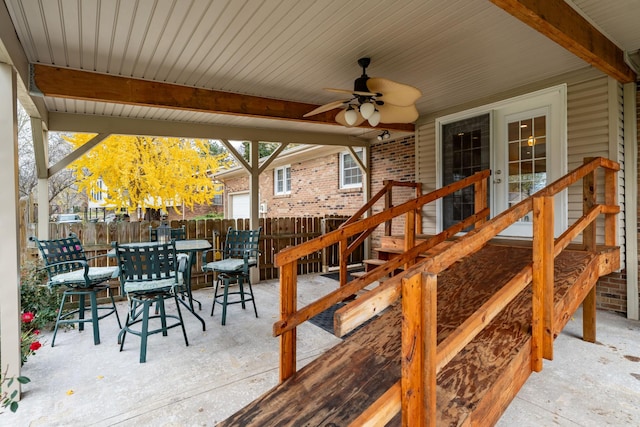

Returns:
19,261,61,331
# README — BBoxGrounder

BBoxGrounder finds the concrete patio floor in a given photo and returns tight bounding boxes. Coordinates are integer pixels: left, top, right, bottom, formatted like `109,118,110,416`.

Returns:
2,273,640,426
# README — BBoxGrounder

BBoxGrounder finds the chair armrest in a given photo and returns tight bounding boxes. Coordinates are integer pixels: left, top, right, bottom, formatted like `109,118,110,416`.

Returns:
44,259,90,271
85,252,111,262
201,248,223,267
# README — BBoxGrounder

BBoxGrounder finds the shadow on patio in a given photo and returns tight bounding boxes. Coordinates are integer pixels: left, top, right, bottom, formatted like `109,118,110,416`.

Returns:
3,273,640,426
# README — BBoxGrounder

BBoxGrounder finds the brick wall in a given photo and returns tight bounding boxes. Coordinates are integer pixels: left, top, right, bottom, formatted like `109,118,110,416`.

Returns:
222,136,417,222
224,151,367,217
370,135,417,247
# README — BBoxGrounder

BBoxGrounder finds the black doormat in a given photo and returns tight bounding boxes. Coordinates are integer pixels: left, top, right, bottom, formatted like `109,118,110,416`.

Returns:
308,302,346,335
320,267,364,282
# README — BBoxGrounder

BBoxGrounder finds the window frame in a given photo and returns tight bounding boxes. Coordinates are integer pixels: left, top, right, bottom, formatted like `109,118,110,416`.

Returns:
274,165,291,195
340,149,363,189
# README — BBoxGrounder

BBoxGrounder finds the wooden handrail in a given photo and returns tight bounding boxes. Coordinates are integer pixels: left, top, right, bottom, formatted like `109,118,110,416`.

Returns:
341,180,421,229
275,170,491,266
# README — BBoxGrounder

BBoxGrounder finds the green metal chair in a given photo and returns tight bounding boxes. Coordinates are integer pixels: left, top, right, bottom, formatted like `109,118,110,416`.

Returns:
30,234,121,347
202,227,261,325
114,241,189,363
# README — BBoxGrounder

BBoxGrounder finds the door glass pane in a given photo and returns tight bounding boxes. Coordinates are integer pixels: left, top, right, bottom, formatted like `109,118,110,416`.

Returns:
441,114,490,230
507,115,546,222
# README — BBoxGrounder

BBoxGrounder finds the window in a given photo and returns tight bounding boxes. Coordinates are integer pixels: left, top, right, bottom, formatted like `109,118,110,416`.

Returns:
274,165,291,195
91,178,105,202
212,194,223,205
340,149,363,189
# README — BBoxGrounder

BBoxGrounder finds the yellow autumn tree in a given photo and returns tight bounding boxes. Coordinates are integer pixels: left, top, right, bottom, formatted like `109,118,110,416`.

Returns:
66,134,229,215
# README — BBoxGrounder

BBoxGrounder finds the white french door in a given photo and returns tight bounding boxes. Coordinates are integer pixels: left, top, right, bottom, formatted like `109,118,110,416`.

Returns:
493,88,567,237
438,85,567,237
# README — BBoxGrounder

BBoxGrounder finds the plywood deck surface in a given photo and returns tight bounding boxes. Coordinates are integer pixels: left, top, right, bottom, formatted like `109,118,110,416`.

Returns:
218,244,597,426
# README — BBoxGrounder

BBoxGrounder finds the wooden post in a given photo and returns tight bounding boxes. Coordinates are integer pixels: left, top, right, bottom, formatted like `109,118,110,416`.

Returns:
340,238,348,287
279,260,297,382
532,196,554,368
474,176,488,228
604,168,617,247
582,158,597,343
384,180,393,236
415,183,423,234
404,209,416,270
401,271,437,427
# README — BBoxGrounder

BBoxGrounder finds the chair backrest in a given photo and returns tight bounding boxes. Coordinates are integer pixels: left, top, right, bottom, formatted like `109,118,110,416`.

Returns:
149,226,186,242
30,234,87,276
222,227,262,262
114,242,179,287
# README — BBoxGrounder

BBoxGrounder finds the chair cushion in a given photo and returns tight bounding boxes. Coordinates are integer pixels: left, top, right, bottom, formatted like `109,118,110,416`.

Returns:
123,277,177,294
49,266,118,288
203,259,247,273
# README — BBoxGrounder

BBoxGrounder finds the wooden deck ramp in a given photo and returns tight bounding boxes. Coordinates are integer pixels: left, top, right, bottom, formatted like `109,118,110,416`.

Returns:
218,243,618,426
218,157,620,426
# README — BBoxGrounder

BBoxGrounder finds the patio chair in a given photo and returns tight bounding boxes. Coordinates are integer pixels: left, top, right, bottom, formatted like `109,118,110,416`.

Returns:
113,241,189,363
202,227,261,325
30,234,122,347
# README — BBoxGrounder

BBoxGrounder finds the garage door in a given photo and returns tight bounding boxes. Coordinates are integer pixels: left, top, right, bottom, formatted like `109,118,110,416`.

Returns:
230,193,250,219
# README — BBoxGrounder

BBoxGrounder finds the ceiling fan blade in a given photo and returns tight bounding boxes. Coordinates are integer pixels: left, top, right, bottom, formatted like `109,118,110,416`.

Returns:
367,78,422,106
325,88,377,97
303,99,350,117
335,109,365,127
377,103,419,124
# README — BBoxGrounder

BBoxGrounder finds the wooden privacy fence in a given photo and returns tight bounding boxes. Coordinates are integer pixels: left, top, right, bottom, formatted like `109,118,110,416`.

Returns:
26,216,362,286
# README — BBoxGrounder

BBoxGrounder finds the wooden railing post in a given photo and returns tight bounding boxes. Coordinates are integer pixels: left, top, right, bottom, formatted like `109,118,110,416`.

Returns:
401,271,437,427
582,158,597,343
474,176,488,228
384,180,393,236
604,168,618,247
415,183,423,234
340,238,348,287
404,209,416,269
532,196,554,368
279,260,298,382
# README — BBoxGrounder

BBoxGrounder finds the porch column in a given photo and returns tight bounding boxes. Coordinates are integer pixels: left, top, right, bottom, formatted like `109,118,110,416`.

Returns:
249,140,260,284
624,82,638,320
0,62,23,396
31,117,50,239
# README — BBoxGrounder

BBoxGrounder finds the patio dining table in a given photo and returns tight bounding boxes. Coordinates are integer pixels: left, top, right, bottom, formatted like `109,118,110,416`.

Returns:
110,239,211,331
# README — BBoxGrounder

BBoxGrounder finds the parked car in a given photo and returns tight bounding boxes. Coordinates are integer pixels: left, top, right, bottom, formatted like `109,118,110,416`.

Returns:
57,214,82,223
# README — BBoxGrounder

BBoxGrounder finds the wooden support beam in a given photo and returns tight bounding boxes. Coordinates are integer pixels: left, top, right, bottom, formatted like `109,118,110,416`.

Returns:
31,64,414,132
532,196,554,366
489,0,636,83
604,168,617,247
279,261,297,382
401,272,426,426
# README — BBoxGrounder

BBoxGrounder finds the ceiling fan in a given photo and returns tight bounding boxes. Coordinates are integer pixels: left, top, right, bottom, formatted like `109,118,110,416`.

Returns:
303,57,422,127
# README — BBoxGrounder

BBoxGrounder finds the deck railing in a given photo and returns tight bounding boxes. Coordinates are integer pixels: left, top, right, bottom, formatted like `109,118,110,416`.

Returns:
337,180,422,286
273,157,619,426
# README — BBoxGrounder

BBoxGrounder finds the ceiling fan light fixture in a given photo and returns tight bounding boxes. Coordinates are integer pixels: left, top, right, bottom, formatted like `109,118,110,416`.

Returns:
359,101,375,120
344,107,358,126
368,110,381,127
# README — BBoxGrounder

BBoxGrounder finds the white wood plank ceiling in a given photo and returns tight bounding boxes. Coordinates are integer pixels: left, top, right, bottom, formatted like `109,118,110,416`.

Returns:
2,0,639,136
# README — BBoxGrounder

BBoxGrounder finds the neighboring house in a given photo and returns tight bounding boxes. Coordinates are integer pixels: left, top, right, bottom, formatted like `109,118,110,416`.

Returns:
216,136,416,224
86,177,224,221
